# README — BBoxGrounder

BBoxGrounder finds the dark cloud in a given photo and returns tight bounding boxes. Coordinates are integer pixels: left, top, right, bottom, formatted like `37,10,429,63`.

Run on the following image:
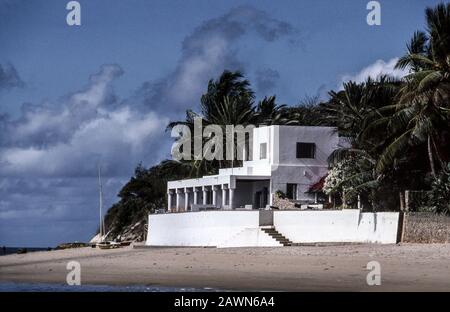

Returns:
0,176,125,246
255,68,280,93
0,64,170,245
0,64,170,178
136,5,297,115
0,63,24,91
0,6,297,246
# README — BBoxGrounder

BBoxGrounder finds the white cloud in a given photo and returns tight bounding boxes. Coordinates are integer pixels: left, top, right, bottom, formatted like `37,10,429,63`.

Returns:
138,5,296,113
339,58,409,88
0,64,169,177
0,6,297,246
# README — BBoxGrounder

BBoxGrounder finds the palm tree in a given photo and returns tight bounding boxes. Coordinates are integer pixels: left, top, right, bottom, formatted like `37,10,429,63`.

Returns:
281,95,325,126
376,3,450,176
324,77,400,210
200,70,255,123
324,76,400,145
167,70,256,177
254,95,293,125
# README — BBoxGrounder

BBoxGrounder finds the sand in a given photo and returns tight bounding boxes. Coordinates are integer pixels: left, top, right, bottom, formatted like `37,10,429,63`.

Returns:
1,243,450,291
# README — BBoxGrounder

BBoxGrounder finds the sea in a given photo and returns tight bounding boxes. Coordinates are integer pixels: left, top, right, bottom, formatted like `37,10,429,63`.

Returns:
0,282,218,292
0,247,221,292
0,247,51,256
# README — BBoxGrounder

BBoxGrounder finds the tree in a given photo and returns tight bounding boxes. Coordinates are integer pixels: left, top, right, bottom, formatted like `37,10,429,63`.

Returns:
376,3,450,176
254,95,291,125
168,70,257,177
428,162,450,215
323,77,401,210
103,160,192,239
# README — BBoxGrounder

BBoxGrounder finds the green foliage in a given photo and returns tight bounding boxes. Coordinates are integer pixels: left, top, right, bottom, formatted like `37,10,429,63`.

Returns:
106,4,450,238
375,3,450,175
275,190,286,199
428,163,450,215
104,161,191,238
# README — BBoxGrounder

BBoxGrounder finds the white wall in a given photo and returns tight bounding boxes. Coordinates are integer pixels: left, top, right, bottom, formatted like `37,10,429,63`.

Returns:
274,210,399,244
275,126,338,167
146,211,280,247
147,210,399,247
270,165,328,201
218,228,281,248
269,126,339,201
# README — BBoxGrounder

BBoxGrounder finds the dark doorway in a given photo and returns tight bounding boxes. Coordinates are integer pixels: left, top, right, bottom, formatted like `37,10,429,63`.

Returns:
286,183,297,200
255,187,269,209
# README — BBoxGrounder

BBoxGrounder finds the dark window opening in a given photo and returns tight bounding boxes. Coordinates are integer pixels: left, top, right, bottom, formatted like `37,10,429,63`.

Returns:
296,142,316,159
286,183,297,200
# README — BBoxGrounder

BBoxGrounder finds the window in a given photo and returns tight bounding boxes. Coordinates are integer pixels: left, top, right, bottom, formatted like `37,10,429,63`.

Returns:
260,143,267,159
286,184,297,200
296,142,315,159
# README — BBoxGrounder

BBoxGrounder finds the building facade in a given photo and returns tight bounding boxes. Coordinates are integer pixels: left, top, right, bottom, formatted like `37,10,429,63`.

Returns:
166,125,340,212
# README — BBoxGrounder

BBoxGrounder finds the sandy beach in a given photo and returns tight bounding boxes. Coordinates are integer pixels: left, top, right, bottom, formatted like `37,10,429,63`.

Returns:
1,244,450,291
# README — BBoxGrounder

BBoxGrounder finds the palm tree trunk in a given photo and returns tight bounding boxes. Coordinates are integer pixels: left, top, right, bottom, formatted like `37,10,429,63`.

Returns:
431,135,444,169
399,191,405,212
428,135,436,177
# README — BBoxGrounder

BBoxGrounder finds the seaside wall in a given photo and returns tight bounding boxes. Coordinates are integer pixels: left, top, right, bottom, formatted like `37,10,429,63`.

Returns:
402,212,450,243
273,210,400,244
147,210,400,247
146,211,281,247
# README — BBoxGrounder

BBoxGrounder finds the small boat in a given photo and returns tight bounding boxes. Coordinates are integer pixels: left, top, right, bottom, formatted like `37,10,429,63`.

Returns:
96,241,121,249
56,242,89,250
95,164,122,250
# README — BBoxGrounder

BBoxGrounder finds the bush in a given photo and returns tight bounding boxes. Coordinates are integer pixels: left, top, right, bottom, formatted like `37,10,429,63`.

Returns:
275,190,286,199
428,163,450,215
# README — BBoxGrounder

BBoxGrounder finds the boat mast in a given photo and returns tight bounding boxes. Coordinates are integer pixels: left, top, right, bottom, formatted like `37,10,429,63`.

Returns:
98,164,106,242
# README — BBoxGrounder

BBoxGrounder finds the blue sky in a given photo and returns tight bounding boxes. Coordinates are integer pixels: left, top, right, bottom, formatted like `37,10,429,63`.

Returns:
0,0,443,246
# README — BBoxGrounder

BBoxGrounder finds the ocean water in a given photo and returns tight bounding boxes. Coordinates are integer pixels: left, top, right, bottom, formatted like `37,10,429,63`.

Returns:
0,247,50,256
0,282,219,292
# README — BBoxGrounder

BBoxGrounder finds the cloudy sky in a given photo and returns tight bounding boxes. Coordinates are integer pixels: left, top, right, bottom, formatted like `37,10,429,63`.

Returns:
0,0,441,247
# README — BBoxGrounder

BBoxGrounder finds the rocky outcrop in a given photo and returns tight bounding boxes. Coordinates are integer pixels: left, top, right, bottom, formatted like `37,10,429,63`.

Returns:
90,221,147,243
114,221,147,242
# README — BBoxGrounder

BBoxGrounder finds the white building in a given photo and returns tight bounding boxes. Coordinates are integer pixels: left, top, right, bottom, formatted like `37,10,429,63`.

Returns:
167,125,340,212
147,125,401,247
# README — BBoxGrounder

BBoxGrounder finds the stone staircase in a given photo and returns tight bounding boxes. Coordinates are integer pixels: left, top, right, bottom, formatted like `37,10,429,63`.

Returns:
261,226,293,246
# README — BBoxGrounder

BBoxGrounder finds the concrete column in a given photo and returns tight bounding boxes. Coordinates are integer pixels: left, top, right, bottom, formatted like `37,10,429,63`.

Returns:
184,189,190,211
193,189,199,205
229,188,235,209
221,185,227,208
167,191,172,212
203,187,208,205
176,189,181,212
212,186,218,207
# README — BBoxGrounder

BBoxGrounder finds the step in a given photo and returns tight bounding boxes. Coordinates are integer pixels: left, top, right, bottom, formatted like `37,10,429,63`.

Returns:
260,226,293,247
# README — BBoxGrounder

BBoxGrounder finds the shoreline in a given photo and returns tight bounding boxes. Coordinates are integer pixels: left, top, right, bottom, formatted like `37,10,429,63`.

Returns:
1,244,450,291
